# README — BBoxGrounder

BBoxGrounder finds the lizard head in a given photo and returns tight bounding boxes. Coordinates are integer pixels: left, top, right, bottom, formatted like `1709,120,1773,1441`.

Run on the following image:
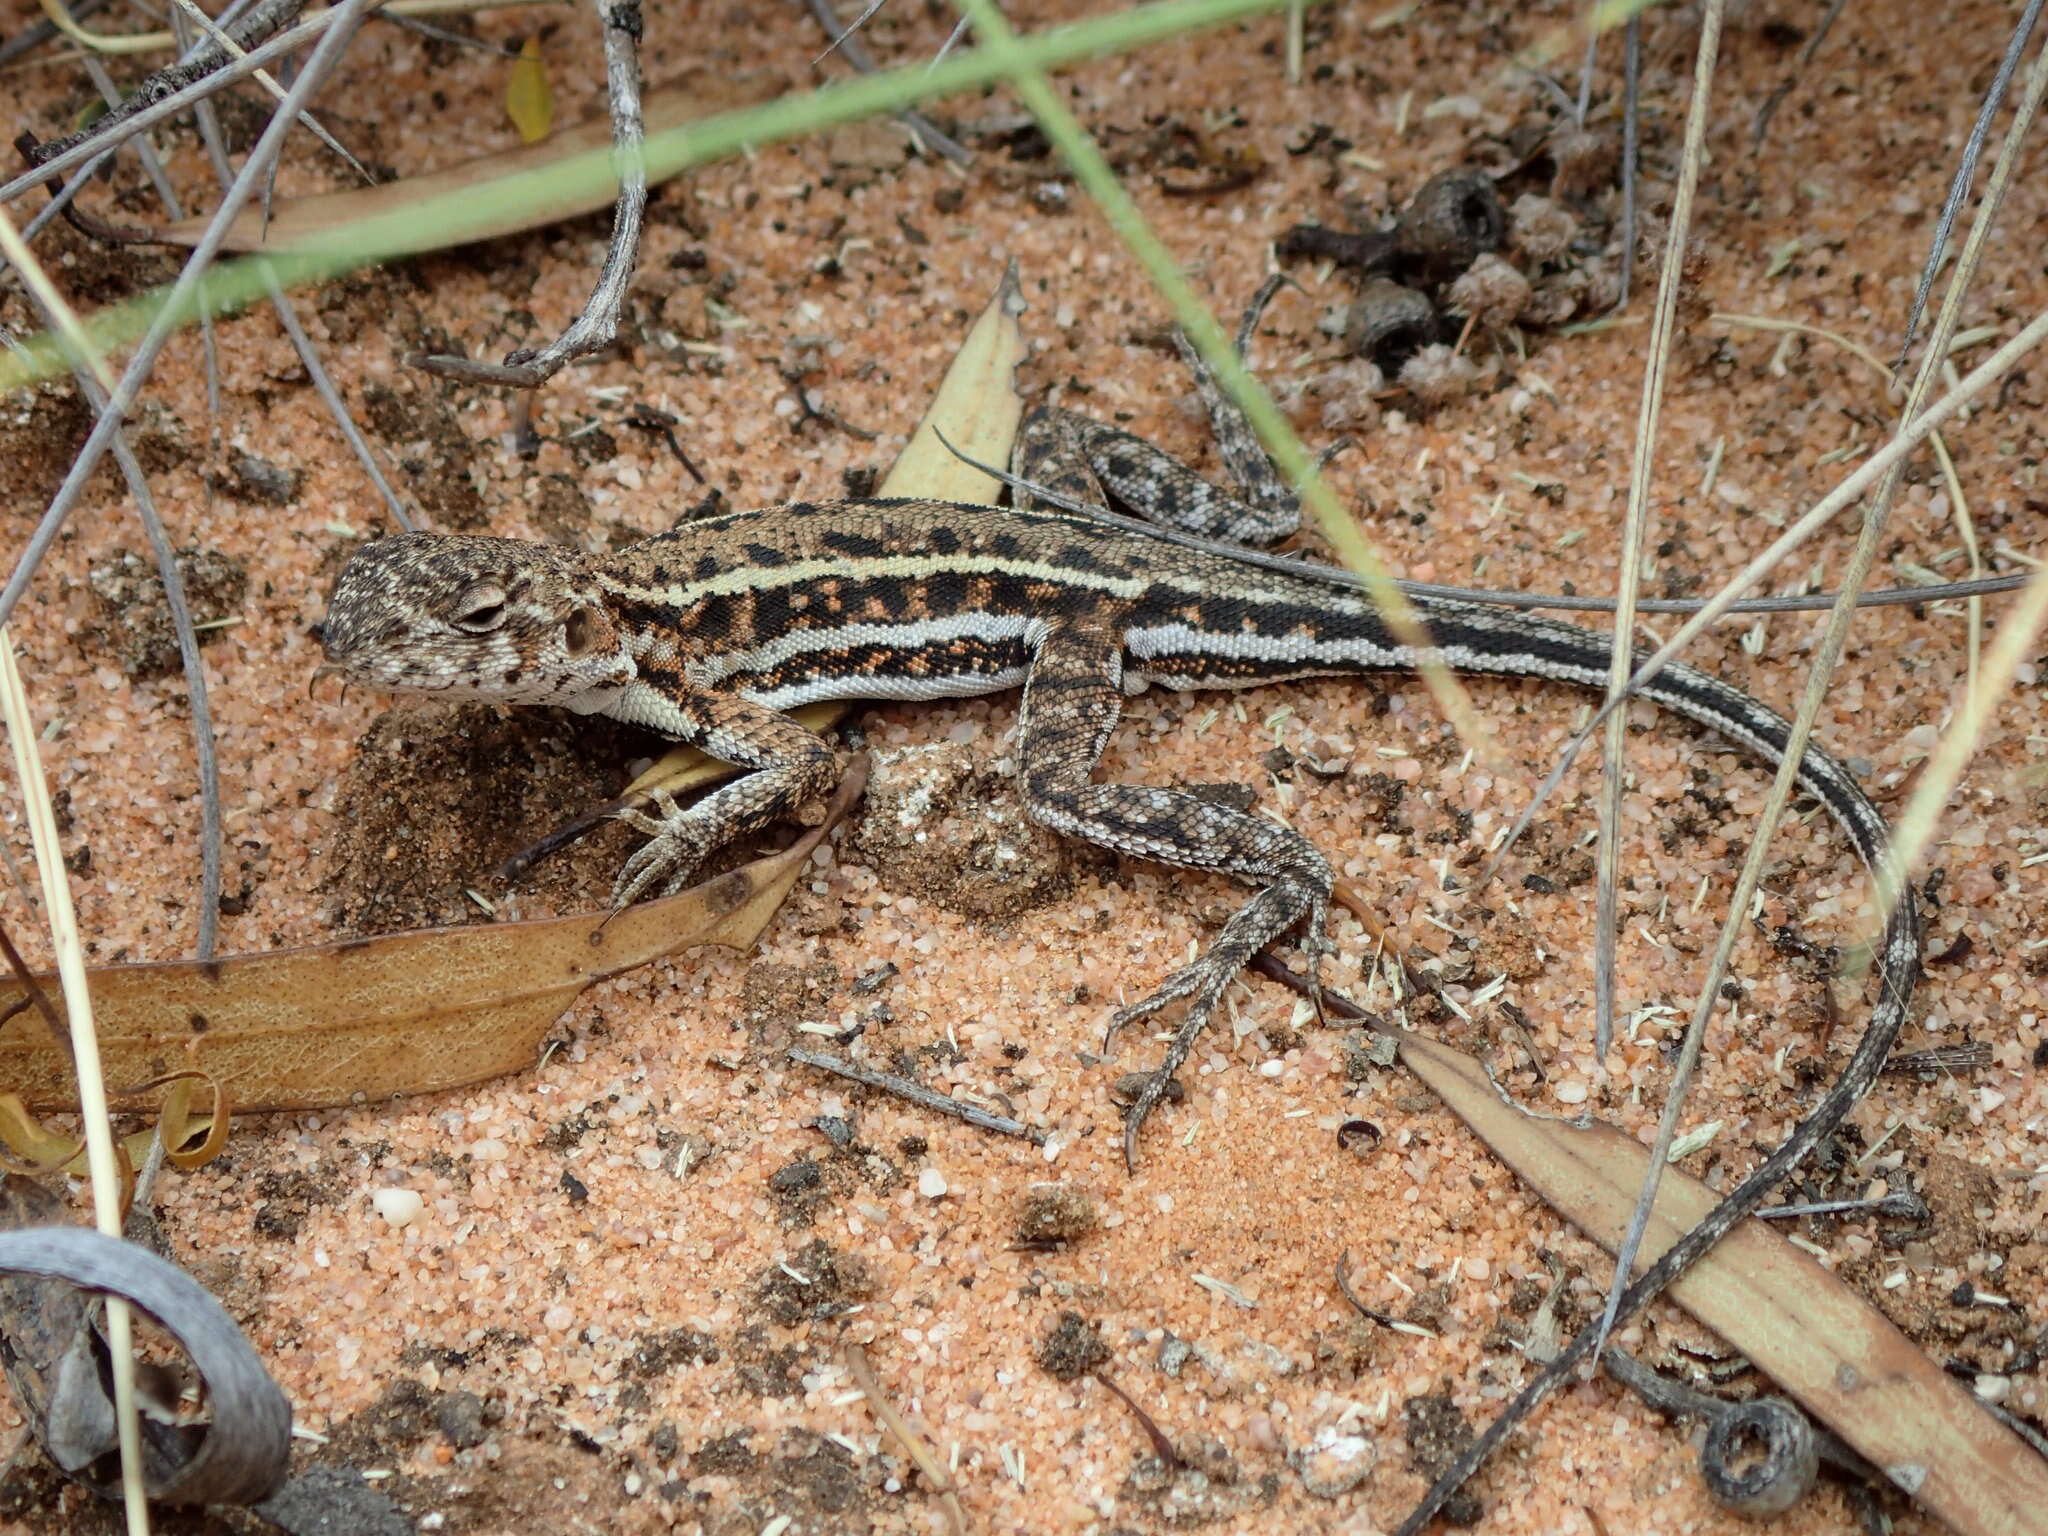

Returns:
318,533,634,708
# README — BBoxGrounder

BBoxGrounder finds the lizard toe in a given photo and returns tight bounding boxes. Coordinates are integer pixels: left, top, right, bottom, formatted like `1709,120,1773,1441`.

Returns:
1103,963,1204,1051
1113,960,1243,1168
611,819,712,910
1121,1068,1181,1172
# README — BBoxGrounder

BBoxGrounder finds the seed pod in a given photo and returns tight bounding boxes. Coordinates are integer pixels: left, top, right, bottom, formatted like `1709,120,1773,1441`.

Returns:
1508,193,1580,265
1699,1399,1819,1518
1446,252,1533,332
1398,343,1478,407
1549,123,1620,201
1396,167,1507,277
1345,277,1439,369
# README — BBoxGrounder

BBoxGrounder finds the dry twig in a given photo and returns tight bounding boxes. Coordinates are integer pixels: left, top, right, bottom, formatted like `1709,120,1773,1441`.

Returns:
414,0,650,389
0,0,385,634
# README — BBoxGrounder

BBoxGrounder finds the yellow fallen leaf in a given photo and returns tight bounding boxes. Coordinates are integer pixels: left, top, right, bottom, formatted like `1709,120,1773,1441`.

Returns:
878,257,1027,502
505,36,555,144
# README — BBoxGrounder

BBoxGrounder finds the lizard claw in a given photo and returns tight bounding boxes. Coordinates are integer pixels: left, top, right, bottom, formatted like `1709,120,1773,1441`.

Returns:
610,790,713,910
1101,964,1202,1053
1120,1068,1181,1172
1110,886,1335,1165
1105,956,1237,1169
1300,895,1334,1030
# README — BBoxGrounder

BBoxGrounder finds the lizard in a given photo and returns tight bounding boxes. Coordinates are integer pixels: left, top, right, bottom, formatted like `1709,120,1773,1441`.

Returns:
316,293,1920,1523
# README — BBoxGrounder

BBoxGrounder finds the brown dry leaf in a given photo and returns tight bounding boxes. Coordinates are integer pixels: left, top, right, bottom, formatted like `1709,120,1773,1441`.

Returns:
153,70,787,254
597,264,1027,811
0,761,867,1114
1397,1029,2048,1536
504,36,556,144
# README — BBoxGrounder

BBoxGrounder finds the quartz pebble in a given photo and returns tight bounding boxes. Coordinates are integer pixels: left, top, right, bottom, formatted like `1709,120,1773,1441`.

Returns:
1292,1424,1378,1497
371,1188,423,1229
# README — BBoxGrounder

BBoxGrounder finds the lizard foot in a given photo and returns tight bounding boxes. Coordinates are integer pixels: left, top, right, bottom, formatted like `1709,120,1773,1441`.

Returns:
1300,891,1334,1029
611,790,716,909
1108,880,1335,1168
1106,949,1245,1172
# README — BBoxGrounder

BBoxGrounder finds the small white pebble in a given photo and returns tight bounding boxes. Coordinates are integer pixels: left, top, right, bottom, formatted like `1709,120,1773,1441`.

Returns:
371,1188,424,1229
918,1168,949,1199
544,1303,576,1332
1292,1422,1378,1497
1554,1078,1590,1105
1258,1059,1287,1078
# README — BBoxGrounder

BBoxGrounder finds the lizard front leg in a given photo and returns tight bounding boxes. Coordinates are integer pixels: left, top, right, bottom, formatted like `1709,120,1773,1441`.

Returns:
610,687,839,908
1016,613,1334,1167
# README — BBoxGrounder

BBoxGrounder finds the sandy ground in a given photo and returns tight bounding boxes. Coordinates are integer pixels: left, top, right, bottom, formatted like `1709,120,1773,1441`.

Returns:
2,0,2047,1531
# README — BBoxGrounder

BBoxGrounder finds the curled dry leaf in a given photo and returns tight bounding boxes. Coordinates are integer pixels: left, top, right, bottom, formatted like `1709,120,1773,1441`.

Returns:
0,1074,224,1190
0,760,867,1114
0,1179,292,1506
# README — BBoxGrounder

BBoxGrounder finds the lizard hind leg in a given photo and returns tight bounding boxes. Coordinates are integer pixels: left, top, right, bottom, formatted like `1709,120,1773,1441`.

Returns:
1011,407,1112,515
1168,271,1301,529
1015,278,1306,547
1016,617,1335,1169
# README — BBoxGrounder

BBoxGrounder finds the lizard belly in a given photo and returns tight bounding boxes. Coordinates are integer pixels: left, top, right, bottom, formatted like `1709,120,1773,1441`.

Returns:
740,663,1031,711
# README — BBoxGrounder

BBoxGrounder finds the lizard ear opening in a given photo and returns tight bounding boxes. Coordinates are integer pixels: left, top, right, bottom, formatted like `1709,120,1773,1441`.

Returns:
562,605,608,659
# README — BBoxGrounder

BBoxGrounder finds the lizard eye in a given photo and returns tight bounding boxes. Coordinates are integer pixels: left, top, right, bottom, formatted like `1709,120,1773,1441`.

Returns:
451,584,508,634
